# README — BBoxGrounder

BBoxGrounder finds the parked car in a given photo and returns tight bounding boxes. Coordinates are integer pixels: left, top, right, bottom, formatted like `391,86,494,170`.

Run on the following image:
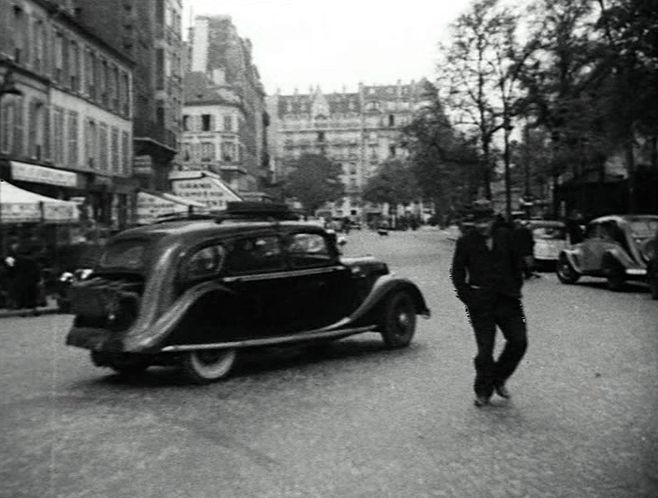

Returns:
65,202,430,383
556,214,658,291
526,220,568,269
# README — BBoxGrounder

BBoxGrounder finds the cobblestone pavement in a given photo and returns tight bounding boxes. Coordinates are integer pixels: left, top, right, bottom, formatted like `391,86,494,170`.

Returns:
1,228,656,498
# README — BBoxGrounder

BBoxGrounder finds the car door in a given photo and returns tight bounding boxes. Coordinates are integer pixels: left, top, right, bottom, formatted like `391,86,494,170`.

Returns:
580,222,619,273
578,222,603,272
221,232,293,337
283,229,356,331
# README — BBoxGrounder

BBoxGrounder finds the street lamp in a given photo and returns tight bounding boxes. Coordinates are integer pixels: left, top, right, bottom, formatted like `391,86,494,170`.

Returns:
0,65,24,256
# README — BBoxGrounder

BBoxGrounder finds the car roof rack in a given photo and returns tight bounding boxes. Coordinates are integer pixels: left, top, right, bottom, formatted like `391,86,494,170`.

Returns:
153,212,216,224
215,202,300,223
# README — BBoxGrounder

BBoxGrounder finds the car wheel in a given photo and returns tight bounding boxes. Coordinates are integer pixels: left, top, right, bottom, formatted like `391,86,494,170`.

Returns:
380,291,416,349
648,278,658,300
90,351,149,375
181,349,237,384
556,255,580,284
605,263,625,291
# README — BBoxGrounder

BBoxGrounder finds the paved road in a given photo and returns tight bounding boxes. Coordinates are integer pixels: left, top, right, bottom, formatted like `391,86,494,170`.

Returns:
1,228,657,498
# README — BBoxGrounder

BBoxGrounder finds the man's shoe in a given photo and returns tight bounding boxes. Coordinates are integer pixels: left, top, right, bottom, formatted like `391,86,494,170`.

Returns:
494,383,511,399
474,395,490,407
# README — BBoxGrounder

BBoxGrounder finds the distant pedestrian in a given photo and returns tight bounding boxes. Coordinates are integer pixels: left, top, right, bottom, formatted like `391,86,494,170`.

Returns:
450,205,528,407
565,210,585,245
11,244,42,316
513,218,539,279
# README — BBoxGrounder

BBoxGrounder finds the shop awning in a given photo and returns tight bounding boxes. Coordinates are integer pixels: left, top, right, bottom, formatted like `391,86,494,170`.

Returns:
0,180,80,224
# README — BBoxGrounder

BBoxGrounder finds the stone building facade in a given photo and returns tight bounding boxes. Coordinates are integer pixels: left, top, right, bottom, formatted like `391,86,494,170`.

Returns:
73,0,184,192
178,70,252,194
267,80,427,220
188,15,269,195
0,0,135,230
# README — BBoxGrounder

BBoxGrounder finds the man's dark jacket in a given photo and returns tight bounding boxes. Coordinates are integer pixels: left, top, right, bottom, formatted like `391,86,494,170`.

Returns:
451,226,524,304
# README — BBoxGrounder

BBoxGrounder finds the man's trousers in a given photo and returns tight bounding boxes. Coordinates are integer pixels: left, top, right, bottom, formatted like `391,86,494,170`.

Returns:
466,292,528,398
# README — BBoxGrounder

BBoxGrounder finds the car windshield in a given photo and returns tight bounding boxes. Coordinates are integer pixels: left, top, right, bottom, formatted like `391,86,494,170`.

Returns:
532,225,566,240
98,239,150,271
629,219,658,239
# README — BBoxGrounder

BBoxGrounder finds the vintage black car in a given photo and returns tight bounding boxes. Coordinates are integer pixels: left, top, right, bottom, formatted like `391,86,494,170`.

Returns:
556,214,658,291
65,203,430,383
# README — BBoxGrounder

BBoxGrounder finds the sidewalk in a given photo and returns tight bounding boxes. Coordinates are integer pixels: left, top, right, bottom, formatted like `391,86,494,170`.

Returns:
0,297,60,318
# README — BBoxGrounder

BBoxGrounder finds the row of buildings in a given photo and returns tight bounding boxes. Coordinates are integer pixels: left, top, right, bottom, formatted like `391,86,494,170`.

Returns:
0,1,425,253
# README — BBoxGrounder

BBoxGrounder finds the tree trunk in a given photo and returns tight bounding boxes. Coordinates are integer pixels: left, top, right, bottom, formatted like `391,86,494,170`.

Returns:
625,141,636,214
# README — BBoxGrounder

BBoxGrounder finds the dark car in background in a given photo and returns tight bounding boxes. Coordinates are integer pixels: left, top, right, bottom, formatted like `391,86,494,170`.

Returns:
65,203,430,383
556,215,658,292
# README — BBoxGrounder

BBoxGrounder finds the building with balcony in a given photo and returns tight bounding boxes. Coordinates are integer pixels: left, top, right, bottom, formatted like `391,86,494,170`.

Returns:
72,0,184,191
267,81,427,219
0,0,135,233
188,15,269,196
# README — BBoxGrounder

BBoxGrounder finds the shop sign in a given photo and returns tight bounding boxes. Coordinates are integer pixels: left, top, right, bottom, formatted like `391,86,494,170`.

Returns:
11,161,78,188
133,155,153,176
171,177,241,210
136,191,188,225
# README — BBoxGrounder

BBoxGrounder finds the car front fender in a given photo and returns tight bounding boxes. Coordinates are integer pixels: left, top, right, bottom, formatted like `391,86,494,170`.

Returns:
560,248,582,273
122,281,236,352
341,275,430,328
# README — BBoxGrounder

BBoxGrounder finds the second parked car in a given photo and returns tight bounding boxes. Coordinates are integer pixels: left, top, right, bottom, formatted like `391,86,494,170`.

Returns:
556,214,658,291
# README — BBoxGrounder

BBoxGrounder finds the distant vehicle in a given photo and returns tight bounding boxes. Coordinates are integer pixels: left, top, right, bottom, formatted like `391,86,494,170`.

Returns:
65,202,430,383
556,215,658,291
526,220,568,268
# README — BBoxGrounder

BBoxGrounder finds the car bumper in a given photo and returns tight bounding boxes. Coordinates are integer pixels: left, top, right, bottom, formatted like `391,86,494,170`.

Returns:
625,268,647,276
66,327,126,352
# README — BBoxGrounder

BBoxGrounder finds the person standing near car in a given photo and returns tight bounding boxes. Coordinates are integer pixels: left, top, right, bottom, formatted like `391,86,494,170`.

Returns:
450,205,528,407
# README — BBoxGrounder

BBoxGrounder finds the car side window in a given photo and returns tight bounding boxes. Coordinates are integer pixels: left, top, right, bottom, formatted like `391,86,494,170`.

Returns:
585,223,601,239
224,235,284,274
182,244,226,281
286,233,333,268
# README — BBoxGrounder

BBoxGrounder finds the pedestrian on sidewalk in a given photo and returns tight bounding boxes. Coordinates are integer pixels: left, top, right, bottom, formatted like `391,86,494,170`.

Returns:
512,217,539,279
450,204,528,407
11,243,42,316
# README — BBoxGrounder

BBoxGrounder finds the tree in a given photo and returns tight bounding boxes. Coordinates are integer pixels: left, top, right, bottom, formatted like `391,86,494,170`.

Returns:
403,81,480,220
518,0,608,214
281,154,344,216
437,0,529,203
362,159,418,208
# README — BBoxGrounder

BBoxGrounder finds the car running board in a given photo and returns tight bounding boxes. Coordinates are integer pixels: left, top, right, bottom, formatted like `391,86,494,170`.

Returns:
160,325,379,352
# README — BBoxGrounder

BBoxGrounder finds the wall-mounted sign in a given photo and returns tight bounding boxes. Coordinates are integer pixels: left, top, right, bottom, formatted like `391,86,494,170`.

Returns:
133,155,153,176
11,161,78,188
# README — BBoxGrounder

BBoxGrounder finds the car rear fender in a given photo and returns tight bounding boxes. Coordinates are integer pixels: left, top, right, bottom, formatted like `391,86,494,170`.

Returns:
122,281,235,352
346,275,430,327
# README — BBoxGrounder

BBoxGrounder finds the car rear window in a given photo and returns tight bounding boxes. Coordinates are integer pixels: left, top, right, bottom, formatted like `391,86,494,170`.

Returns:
629,220,658,239
98,240,149,271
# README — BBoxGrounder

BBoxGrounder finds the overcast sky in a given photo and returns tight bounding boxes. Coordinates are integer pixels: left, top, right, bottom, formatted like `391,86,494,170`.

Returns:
184,0,474,95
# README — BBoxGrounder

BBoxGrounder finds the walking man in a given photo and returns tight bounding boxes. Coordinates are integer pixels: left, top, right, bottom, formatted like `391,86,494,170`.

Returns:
450,205,528,407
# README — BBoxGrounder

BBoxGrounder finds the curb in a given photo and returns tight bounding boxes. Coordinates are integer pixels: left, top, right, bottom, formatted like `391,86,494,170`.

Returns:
0,306,61,318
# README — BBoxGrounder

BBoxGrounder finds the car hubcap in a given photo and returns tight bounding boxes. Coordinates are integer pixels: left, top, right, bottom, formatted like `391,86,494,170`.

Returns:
395,308,411,335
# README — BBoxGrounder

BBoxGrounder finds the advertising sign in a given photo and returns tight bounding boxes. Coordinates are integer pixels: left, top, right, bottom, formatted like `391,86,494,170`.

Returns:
171,177,241,210
136,191,188,225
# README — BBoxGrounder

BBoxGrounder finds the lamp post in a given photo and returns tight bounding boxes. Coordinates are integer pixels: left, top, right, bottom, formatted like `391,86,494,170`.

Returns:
0,65,24,256
503,113,514,221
